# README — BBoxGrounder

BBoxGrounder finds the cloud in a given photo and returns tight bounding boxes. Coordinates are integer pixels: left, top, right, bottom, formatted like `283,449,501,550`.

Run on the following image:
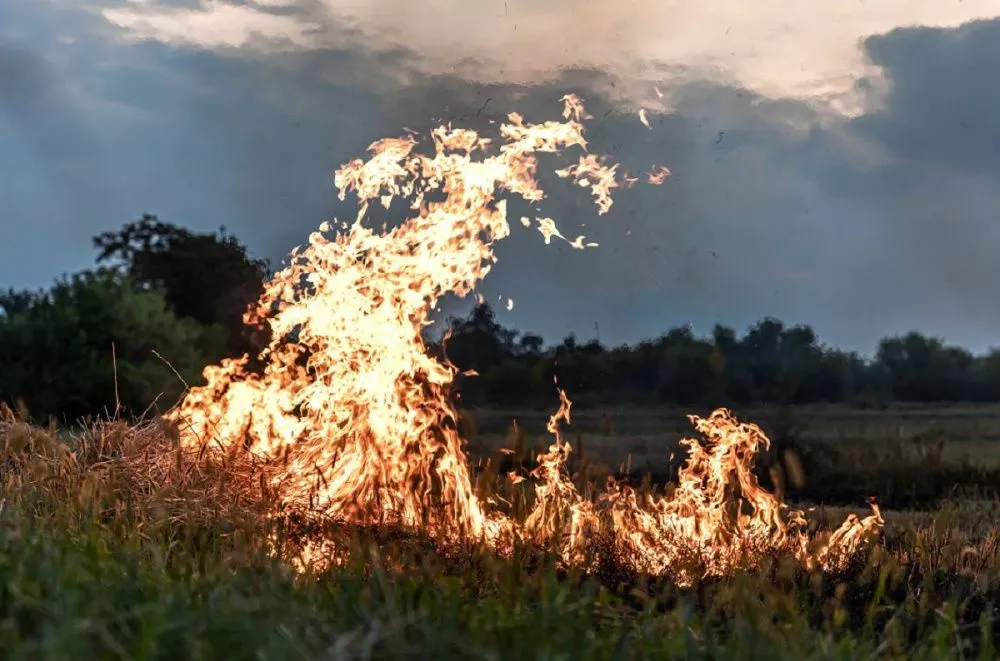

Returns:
819,18,1000,349
0,12,130,285
102,0,322,51
97,0,1000,113
853,19,1000,176
3,3,1000,355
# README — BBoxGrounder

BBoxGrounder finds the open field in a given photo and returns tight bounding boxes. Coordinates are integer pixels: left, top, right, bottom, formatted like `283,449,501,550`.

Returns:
466,403,1000,442
465,404,1000,510
3,405,1000,658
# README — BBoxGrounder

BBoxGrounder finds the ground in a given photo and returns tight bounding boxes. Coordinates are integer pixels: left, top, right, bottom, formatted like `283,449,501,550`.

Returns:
3,404,1000,659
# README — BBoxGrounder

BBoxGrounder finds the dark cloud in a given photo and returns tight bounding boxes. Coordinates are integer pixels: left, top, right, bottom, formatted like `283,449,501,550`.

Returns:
852,19,1000,176
818,18,1000,350
378,74,859,346
3,7,1000,354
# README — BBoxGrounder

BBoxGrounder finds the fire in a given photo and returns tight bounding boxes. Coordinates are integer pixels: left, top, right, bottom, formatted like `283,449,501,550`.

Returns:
647,165,672,185
167,94,881,584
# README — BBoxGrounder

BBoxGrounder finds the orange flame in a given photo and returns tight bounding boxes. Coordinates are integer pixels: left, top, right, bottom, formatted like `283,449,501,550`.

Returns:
647,165,672,185
168,94,882,583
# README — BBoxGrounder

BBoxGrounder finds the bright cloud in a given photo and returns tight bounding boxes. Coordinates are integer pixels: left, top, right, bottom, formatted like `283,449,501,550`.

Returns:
103,0,321,51
101,0,1000,113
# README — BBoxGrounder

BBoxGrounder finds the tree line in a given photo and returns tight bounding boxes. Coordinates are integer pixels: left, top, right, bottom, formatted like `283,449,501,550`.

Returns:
442,303,1000,409
3,215,1000,422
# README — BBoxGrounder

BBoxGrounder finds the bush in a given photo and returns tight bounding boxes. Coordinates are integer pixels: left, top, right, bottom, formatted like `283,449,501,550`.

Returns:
0,270,224,423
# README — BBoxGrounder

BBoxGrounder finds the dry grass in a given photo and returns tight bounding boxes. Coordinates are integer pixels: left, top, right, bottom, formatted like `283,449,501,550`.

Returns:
0,403,278,555
6,403,1000,657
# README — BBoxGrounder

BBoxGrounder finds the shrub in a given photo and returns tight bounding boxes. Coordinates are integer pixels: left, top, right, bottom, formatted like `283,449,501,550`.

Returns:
0,270,224,423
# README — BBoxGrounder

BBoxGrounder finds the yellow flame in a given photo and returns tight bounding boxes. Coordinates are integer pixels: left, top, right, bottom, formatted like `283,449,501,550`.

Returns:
168,94,882,584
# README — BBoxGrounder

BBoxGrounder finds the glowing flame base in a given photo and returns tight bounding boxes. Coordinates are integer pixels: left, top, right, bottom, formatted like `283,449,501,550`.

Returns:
169,96,882,586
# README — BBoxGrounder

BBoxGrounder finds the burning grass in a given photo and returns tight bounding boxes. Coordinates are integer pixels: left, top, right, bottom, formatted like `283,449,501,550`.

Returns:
160,94,880,583
2,406,1000,658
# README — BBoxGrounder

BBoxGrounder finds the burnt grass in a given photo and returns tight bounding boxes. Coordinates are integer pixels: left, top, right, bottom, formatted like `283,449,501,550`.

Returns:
487,447,1000,511
632,458,1000,511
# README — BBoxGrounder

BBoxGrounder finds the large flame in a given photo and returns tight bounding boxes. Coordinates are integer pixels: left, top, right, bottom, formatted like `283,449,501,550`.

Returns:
168,95,881,584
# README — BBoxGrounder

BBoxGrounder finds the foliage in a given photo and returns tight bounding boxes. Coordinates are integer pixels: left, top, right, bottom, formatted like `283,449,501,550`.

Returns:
7,219,1000,420
93,214,270,360
0,288,41,316
442,303,1000,408
0,270,223,423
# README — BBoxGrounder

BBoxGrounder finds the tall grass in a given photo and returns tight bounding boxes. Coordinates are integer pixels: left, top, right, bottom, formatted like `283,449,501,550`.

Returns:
3,405,1000,659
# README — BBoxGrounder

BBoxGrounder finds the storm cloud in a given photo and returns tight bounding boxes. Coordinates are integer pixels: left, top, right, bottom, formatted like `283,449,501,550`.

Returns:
2,2,1000,354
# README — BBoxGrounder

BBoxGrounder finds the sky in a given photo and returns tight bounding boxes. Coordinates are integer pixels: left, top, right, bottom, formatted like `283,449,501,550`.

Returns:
3,1,1000,355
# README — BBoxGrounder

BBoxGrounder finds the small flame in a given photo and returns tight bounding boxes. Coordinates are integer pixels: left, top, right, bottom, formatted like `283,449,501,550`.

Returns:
647,165,672,185
554,154,621,215
168,95,881,584
560,93,593,122
533,217,597,250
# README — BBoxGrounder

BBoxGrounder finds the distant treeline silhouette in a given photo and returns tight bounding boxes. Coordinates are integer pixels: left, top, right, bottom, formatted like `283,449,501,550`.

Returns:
438,302,1000,409
3,215,999,422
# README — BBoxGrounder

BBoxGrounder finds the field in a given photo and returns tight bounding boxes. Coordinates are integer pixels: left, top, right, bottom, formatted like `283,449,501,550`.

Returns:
5,85,995,659
467,404,1000,508
3,404,1000,659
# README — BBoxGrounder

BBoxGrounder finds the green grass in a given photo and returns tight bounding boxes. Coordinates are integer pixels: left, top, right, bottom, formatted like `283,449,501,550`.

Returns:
3,508,1000,660
0,520,992,660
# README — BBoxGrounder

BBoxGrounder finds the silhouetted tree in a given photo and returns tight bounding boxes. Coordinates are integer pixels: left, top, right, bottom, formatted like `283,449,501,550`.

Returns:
976,349,1000,401
0,288,40,316
518,333,544,357
444,303,518,373
183,249,998,410
655,329,719,406
93,214,270,360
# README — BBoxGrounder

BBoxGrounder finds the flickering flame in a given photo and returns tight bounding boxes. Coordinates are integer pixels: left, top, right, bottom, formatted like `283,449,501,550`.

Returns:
168,94,881,584
532,216,598,250
647,165,672,185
